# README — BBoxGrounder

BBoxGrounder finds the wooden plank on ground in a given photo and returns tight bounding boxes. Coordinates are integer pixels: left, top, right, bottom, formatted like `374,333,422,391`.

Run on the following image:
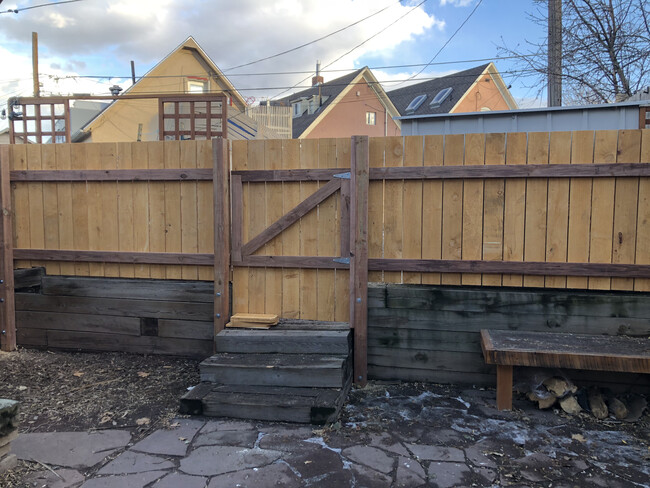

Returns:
635,129,650,291
299,138,319,319
545,131,571,288
383,136,403,283
523,132,549,287
441,134,464,285
281,139,300,318
421,135,444,285
482,133,506,286
335,137,351,322
589,130,618,290
502,132,527,287
402,136,424,284
611,130,641,291
462,133,484,285
567,131,594,289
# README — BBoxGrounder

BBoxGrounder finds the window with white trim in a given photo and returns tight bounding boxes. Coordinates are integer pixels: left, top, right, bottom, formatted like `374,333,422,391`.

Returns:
366,111,376,125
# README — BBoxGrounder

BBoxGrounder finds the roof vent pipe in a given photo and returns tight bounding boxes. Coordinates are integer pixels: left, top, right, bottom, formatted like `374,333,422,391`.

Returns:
312,60,324,87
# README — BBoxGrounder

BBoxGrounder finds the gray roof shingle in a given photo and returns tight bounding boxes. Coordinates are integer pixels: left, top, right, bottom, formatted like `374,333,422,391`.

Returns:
387,64,489,117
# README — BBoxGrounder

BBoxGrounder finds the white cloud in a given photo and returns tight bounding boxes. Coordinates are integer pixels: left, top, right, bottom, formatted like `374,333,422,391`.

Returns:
439,0,475,6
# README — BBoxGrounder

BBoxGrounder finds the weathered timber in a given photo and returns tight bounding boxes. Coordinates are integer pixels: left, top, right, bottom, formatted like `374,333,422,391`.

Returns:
13,267,44,290
481,329,650,373
0,145,15,352
16,310,141,336
368,365,495,386
369,349,490,374
216,328,351,355
158,319,214,341
15,294,213,322
40,275,214,302
213,137,231,336
179,383,215,415
15,328,46,347
10,168,213,182
201,385,348,424
368,329,480,353
13,249,213,266
200,353,350,388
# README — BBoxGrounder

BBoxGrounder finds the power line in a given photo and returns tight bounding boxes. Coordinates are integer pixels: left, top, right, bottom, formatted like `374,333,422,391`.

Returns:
223,0,402,72
393,0,483,88
1,0,84,15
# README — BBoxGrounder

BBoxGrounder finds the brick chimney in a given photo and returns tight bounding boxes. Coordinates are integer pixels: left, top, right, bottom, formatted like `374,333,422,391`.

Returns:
312,60,324,86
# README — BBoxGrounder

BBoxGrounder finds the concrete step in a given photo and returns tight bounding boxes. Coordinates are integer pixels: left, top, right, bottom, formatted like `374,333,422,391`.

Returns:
199,353,350,388
215,327,351,355
180,383,349,425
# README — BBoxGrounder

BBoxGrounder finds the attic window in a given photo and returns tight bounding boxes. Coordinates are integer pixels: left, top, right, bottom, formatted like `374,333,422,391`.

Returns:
292,101,302,118
429,87,453,109
405,94,427,114
187,79,208,93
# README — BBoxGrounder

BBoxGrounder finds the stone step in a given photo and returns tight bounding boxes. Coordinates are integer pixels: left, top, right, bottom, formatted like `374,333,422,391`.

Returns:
180,383,349,425
215,328,351,355
199,353,350,388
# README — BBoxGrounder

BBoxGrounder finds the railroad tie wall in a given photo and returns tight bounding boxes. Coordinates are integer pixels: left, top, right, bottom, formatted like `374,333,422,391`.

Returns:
368,283,650,391
14,268,214,358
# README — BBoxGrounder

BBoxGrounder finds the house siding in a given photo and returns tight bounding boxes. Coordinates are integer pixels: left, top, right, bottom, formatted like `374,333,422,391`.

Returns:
304,79,400,138
451,73,511,114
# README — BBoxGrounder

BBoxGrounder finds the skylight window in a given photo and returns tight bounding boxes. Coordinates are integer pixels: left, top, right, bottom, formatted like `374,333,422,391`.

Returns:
405,94,427,114
429,87,453,109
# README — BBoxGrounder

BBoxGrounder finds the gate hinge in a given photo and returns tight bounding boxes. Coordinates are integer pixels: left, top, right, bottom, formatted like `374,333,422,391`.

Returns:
333,172,351,180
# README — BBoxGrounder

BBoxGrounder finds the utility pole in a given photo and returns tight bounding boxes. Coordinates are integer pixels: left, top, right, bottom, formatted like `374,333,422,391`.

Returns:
548,0,562,107
32,32,40,97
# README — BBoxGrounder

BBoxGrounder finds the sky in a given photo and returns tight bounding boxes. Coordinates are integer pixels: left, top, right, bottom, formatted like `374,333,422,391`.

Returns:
0,0,547,129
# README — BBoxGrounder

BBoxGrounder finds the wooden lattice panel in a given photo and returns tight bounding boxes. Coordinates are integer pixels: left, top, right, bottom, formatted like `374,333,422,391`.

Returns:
8,97,70,144
158,95,227,141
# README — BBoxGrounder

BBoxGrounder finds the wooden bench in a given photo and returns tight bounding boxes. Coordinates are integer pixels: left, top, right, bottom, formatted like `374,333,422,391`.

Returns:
480,329,650,410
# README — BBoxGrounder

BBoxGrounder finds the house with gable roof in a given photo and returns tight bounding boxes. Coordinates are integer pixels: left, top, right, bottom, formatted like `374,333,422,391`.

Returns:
387,63,517,118
75,37,283,142
273,66,401,139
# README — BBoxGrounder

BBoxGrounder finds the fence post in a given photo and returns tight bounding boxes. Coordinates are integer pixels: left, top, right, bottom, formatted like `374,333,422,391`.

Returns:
0,145,16,351
350,135,369,386
213,138,231,341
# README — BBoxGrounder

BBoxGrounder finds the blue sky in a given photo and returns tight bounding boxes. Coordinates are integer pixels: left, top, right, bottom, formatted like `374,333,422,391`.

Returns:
0,0,547,126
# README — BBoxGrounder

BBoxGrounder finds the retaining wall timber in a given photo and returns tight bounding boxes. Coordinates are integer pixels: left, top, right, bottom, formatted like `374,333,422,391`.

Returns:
14,269,214,358
367,283,650,391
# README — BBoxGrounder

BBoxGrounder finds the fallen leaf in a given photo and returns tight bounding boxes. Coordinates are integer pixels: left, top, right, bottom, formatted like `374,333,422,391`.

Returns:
137,372,150,378
17,385,27,391
179,437,187,441
304,461,312,464
169,422,180,428
572,434,586,443
136,417,150,426
73,371,84,377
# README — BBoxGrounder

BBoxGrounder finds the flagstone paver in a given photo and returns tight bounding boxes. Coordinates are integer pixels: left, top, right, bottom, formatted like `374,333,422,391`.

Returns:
80,470,167,488
154,472,208,488
131,418,204,457
180,445,283,476
395,456,426,487
341,445,394,474
96,451,174,475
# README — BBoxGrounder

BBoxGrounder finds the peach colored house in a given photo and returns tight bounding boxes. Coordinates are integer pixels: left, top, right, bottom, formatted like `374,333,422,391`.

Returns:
388,63,517,118
274,67,401,139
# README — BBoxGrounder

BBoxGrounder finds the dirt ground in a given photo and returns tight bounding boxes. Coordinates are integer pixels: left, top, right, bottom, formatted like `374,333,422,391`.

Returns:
1,348,649,487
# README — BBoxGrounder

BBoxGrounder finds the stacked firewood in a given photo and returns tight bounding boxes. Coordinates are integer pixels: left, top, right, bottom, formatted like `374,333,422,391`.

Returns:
0,400,19,472
524,375,647,421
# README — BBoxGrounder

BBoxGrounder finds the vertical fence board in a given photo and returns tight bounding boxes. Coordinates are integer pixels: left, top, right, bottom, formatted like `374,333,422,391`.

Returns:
368,137,384,283
116,142,135,278
567,131,594,289
611,130,641,291
197,140,214,281
334,137,351,322
84,144,104,276
442,134,464,285
421,135,444,285
247,140,267,313
317,138,337,321
299,138,319,319
41,144,60,275
100,143,120,278
383,136,403,283
589,130,617,290
180,140,199,280
482,133,506,286
55,144,75,275
523,132,549,287
213,138,231,335
11,145,31,269
265,139,284,316
147,142,165,279
635,130,650,291
545,131,571,288
502,132,527,287
281,139,301,318
0,144,16,351
164,140,182,279
462,133,485,285
403,136,424,284
26,145,46,271
131,142,150,279
232,140,249,313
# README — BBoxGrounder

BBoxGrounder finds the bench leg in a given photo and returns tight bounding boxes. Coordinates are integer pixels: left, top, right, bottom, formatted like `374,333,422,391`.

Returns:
496,365,513,411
